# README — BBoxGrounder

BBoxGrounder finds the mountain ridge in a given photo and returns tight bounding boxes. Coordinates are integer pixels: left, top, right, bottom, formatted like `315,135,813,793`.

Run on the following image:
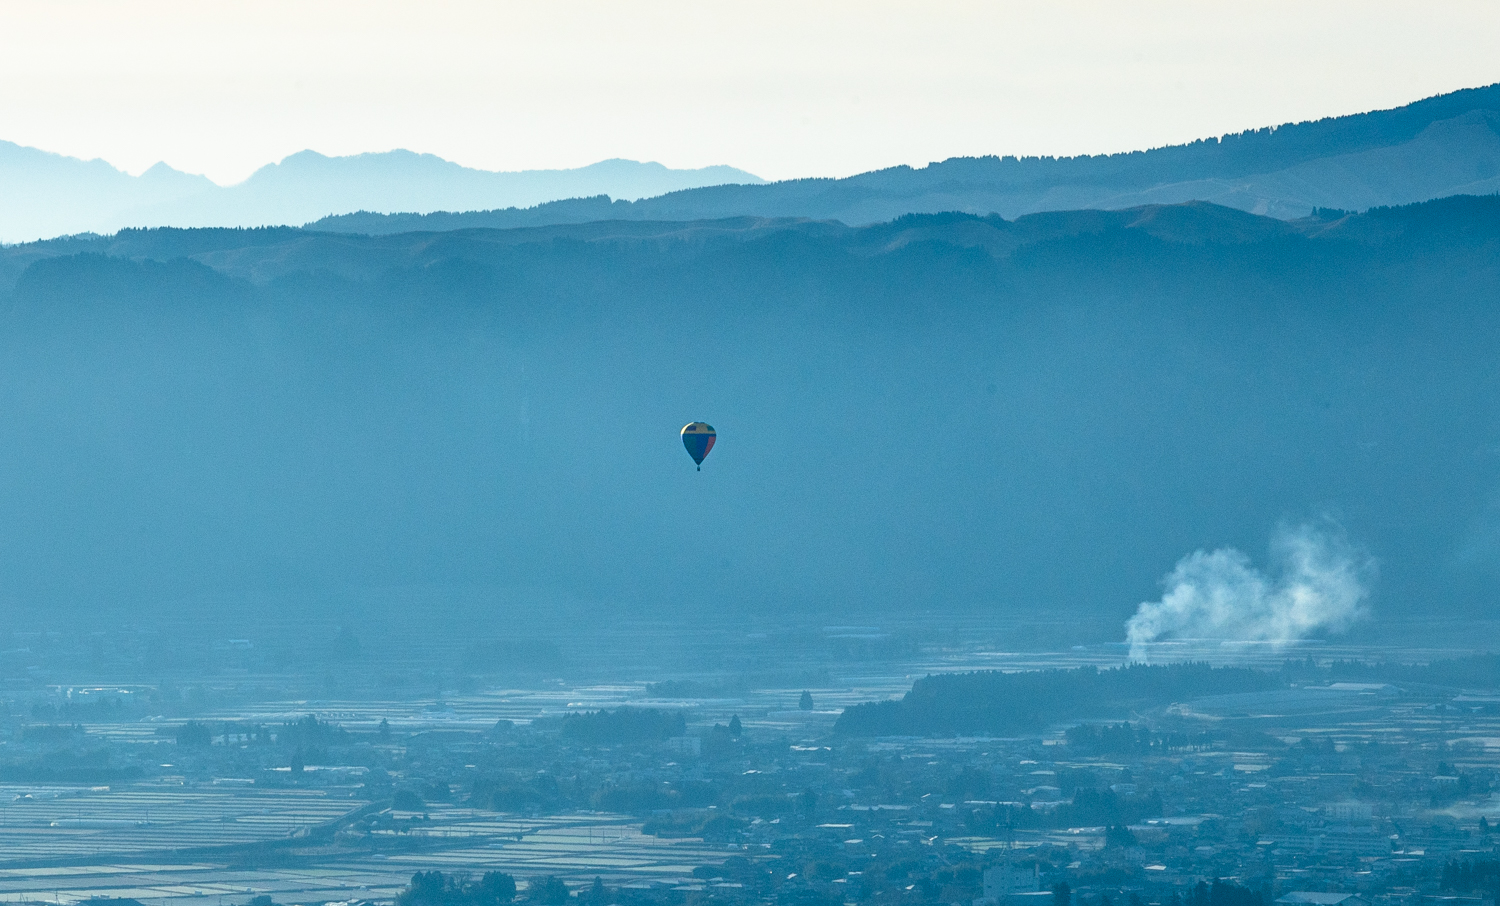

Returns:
7,83,1499,244
312,84,1500,234
5,194,1496,294
0,147,764,243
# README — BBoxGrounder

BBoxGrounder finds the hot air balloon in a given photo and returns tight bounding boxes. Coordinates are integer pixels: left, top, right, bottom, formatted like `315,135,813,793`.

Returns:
681,422,716,470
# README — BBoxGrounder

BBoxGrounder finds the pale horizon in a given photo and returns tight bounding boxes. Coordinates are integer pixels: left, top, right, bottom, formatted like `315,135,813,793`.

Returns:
4,0,1498,185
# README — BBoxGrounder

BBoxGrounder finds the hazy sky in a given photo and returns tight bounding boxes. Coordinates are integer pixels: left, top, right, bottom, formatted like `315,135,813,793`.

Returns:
3,1,1498,185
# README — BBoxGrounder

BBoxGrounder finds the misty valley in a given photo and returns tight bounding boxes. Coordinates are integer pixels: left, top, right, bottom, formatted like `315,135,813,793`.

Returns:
0,81,1498,906
0,190,1495,906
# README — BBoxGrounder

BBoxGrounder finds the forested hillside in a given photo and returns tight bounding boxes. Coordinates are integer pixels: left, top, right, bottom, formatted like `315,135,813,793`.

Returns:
834,655,1500,737
0,198,1497,636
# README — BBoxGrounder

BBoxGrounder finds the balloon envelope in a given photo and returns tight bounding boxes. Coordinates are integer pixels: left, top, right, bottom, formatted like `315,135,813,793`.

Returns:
681,422,716,467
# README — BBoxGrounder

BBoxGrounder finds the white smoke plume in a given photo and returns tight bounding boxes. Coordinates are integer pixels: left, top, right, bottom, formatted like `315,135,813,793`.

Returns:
1125,521,1374,661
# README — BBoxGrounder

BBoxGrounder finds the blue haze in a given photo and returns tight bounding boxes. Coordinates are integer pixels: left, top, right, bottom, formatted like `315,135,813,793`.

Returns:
0,199,1496,644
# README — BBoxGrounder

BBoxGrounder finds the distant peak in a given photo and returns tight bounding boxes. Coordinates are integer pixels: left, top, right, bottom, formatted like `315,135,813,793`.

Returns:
578,159,671,174
140,161,205,179
280,149,333,163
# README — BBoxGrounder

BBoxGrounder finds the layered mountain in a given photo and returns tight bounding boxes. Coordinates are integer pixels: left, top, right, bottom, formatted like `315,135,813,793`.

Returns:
0,147,763,243
0,197,1497,634
9,85,1498,245
316,84,1500,235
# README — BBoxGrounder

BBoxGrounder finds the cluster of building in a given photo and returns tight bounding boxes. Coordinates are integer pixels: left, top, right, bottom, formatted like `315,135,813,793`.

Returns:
2,664,1499,906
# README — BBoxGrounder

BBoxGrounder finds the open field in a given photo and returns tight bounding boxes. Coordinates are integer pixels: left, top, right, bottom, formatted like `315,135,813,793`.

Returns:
0,805,737,906
0,785,356,861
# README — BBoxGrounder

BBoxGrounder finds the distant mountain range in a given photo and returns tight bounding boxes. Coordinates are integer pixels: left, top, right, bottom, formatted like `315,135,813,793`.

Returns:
316,84,1500,235
5,84,1498,245
0,147,764,243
